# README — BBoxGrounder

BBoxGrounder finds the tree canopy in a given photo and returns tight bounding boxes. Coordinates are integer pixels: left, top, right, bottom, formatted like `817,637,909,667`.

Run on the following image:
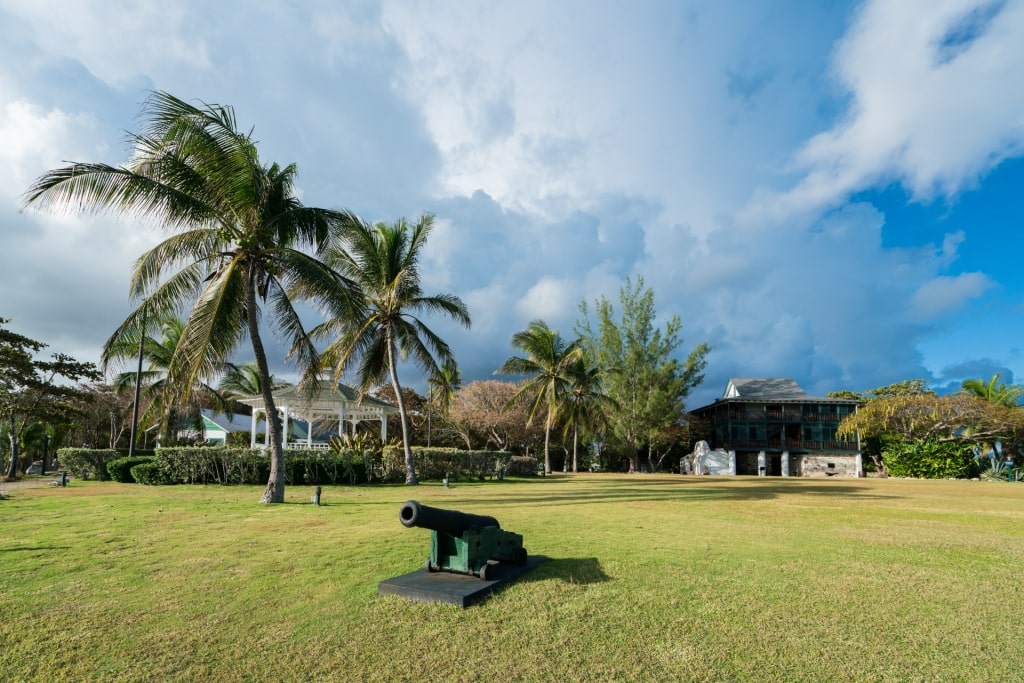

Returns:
23,91,360,502
576,276,709,472
1,319,99,478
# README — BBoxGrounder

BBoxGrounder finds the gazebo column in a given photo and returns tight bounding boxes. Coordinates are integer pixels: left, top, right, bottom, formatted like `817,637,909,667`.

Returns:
250,408,259,448
381,411,387,441
337,405,345,442
282,407,289,449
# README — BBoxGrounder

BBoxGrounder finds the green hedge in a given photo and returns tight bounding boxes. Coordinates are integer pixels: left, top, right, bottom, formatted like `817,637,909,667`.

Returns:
504,455,540,477
130,462,174,485
107,456,155,483
382,446,511,481
148,447,374,486
57,448,119,480
882,438,978,479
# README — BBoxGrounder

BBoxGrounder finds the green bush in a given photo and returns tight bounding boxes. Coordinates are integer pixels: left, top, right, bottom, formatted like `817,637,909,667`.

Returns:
382,446,509,481
504,455,540,477
151,446,377,485
882,438,978,479
57,448,119,480
130,462,173,485
107,456,155,483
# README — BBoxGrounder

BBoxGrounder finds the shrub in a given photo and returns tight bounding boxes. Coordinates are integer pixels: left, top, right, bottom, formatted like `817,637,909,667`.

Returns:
107,456,155,483
382,446,510,481
504,455,540,477
882,438,977,479
57,448,119,480
130,462,173,485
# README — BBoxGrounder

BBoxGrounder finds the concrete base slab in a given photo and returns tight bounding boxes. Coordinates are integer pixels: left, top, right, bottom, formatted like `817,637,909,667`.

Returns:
378,555,547,607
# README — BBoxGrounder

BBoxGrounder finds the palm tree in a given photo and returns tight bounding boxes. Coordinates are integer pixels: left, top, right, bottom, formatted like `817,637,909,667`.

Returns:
961,374,1024,408
219,361,291,399
107,313,224,445
562,355,616,472
311,214,471,485
497,320,583,474
426,360,462,446
23,91,359,503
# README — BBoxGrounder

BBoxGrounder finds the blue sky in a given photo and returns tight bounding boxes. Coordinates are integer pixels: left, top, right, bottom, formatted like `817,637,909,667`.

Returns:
1,0,1023,409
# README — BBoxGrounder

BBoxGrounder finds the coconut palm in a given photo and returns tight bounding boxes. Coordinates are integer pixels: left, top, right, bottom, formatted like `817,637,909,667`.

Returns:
219,361,291,399
960,374,1024,408
107,313,224,445
497,320,583,474
427,360,462,415
311,214,471,485
562,355,617,472
22,91,360,503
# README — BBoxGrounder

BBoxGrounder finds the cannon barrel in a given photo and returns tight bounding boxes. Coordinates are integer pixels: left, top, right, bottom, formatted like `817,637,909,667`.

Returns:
399,500,500,537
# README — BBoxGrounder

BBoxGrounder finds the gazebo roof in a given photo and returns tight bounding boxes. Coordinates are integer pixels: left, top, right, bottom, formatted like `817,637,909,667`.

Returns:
236,379,398,415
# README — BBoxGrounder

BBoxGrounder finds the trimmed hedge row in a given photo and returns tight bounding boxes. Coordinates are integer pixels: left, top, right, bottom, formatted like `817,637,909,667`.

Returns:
57,448,119,481
107,456,155,483
61,446,529,486
382,446,523,481
148,447,373,486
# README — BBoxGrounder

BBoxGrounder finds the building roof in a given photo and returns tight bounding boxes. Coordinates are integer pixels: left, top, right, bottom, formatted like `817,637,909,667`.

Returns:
724,378,807,399
691,377,860,413
238,379,398,413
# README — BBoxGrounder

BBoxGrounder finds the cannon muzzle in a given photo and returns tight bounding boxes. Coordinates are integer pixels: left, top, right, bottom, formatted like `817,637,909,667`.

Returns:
399,500,500,537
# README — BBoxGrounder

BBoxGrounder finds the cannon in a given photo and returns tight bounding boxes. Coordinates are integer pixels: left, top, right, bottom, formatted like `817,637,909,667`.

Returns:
399,500,527,580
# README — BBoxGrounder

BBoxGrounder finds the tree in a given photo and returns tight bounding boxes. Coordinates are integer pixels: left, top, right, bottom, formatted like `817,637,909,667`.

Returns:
448,380,543,451
313,214,471,485
960,374,1024,408
374,385,427,446
562,355,616,472
576,277,709,472
23,91,357,503
426,360,462,446
1,319,99,478
497,320,582,474
838,392,1024,474
107,313,226,445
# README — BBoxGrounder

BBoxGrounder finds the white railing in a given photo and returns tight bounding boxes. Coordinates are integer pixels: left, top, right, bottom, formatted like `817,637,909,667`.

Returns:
284,442,331,450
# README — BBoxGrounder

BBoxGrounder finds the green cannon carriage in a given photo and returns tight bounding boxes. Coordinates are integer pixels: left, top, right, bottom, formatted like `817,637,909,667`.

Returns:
399,500,527,580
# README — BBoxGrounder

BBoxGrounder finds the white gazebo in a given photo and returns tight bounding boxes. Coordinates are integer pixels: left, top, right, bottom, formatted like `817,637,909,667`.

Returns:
237,380,399,450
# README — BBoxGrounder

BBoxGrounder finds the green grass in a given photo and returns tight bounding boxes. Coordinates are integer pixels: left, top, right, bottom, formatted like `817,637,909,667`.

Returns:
2,475,1023,682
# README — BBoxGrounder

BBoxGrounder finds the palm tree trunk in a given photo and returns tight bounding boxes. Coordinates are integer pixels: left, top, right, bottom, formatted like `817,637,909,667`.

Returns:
572,424,579,473
543,409,552,474
386,332,418,485
250,272,286,503
6,415,19,479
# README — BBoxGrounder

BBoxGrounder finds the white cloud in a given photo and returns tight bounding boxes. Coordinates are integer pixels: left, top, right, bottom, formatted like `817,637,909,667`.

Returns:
910,272,995,319
761,0,1024,219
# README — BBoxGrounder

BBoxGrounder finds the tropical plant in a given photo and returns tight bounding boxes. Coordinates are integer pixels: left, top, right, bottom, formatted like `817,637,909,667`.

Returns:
107,313,225,445
1,319,99,478
960,373,1024,408
576,277,709,472
22,91,360,502
426,360,462,447
562,355,616,472
218,361,291,400
497,320,583,474
312,214,471,485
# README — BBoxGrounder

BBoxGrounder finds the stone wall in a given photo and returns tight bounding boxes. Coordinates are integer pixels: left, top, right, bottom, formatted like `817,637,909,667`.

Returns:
799,453,859,478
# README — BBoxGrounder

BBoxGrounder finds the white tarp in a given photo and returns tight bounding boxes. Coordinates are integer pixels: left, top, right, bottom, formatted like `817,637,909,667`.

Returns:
691,440,732,475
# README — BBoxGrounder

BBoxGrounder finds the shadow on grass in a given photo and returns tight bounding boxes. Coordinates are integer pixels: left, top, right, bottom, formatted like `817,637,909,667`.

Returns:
521,556,611,585
0,546,72,553
452,478,900,509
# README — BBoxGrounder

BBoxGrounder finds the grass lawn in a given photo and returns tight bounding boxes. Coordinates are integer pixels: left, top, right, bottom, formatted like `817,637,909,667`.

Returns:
2,474,1023,682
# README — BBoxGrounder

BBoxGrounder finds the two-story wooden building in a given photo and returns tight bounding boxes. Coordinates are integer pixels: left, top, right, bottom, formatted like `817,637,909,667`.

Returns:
689,378,862,477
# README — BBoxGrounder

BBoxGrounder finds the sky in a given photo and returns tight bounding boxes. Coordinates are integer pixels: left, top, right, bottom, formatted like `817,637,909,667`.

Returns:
2,0,1023,410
